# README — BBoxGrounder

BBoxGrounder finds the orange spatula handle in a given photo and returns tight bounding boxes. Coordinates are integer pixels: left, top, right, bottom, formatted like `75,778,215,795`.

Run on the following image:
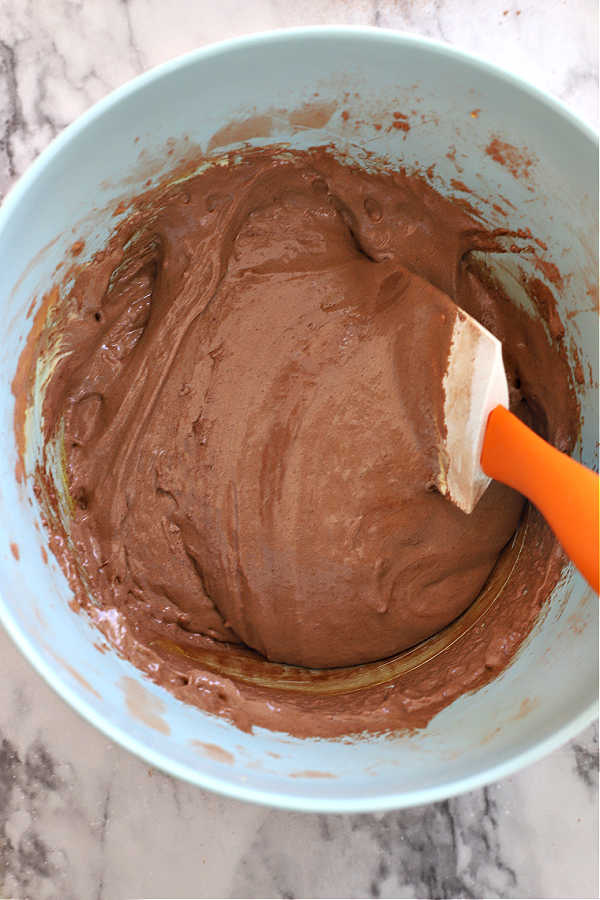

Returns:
481,405,599,593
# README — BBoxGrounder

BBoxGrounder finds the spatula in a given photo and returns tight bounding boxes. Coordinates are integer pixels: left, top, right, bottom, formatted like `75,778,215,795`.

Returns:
440,308,599,593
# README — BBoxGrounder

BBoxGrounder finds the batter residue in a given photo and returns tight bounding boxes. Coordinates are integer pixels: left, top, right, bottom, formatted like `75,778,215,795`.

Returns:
17,146,578,736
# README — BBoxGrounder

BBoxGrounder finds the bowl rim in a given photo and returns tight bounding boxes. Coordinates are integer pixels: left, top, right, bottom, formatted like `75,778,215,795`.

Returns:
0,25,597,813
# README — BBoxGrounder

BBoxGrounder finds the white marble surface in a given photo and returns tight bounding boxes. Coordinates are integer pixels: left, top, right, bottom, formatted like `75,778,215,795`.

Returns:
0,1,598,898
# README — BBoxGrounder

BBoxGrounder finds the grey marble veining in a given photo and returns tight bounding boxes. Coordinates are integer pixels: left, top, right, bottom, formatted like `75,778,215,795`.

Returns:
0,620,598,900
0,0,598,203
0,622,597,899
0,1,598,898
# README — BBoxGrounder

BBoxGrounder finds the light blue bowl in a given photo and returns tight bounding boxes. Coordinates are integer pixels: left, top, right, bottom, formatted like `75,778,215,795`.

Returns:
0,27,597,812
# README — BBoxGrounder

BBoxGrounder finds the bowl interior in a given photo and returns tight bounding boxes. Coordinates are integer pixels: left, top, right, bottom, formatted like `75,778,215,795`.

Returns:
0,29,597,811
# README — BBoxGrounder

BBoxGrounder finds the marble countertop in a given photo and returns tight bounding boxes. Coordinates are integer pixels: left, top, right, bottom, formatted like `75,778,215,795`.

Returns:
0,1,597,898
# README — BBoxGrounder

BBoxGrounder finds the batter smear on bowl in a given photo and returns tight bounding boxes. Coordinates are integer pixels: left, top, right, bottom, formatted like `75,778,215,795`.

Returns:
15,147,579,737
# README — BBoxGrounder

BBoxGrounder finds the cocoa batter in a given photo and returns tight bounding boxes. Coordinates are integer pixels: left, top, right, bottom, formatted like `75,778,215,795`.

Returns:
16,146,578,737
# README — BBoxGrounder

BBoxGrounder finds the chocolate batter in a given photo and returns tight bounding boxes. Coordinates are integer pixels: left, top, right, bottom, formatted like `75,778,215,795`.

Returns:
18,146,578,736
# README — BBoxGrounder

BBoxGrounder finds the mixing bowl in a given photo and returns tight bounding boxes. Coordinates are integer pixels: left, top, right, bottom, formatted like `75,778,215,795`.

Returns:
0,27,597,812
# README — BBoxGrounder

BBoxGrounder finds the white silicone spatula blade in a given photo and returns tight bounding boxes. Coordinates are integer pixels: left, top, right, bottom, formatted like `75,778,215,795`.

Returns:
439,310,509,514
